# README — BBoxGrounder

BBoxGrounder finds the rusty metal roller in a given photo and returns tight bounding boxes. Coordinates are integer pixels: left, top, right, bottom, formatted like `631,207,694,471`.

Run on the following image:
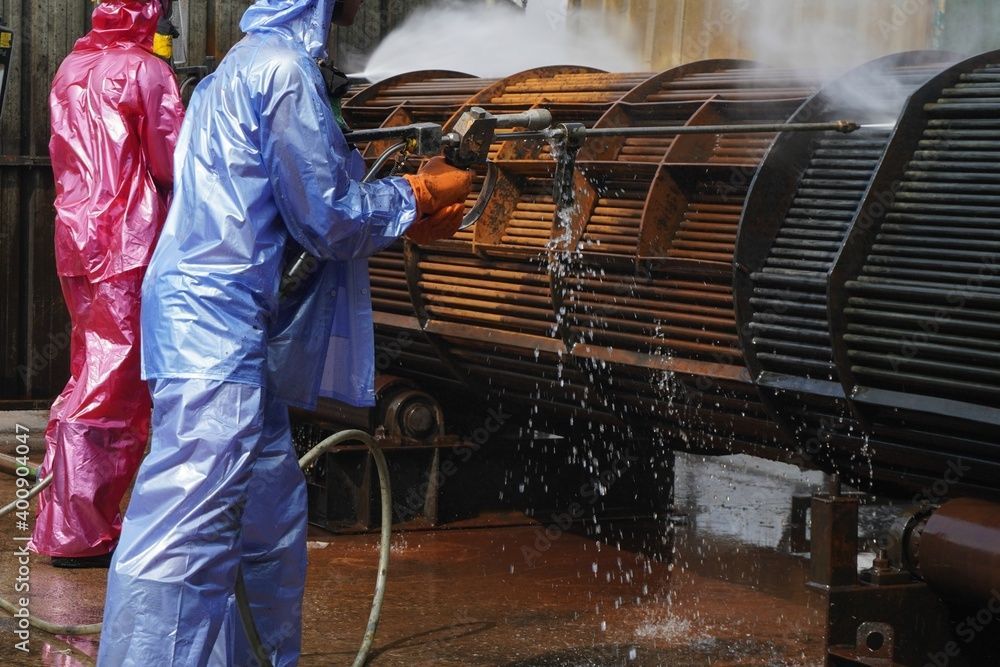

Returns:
735,51,960,493
337,54,1000,500
341,62,824,453
894,498,1000,606
827,49,1000,498
521,63,791,440
344,67,657,426
553,61,822,456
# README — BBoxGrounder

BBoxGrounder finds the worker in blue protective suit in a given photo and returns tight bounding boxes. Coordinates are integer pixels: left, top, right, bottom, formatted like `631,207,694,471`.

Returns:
97,0,472,664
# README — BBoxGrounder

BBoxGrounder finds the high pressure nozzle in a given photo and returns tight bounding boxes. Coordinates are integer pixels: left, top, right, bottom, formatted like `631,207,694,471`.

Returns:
494,109,554,131
834,120,861,134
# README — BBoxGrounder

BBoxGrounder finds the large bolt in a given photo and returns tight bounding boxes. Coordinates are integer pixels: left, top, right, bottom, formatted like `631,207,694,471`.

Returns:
402,402,436,439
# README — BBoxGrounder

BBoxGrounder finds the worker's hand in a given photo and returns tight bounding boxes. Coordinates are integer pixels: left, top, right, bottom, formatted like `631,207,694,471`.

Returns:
405,203,466,245
403,157,473,217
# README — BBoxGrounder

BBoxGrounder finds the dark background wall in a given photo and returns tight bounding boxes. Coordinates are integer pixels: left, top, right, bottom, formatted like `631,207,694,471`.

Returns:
0,0,87,402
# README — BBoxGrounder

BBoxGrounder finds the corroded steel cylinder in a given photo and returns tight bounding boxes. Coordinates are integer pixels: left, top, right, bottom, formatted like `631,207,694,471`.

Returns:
328,52,1000,501
904,499,1000,606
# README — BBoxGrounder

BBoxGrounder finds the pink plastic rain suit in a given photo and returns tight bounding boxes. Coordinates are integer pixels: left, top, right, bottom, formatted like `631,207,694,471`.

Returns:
29,0,184,558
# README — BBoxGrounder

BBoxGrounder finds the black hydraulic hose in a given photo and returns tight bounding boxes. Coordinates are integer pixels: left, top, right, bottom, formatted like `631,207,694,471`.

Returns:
238,429,392,667
235,567,272,666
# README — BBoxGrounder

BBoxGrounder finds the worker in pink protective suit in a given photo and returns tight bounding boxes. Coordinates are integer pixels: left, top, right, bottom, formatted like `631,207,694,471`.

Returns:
29,0,184,568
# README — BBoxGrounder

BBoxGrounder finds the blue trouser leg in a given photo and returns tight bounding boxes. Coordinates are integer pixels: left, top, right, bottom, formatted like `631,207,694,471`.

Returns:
225,394,307,667
98,379,306,667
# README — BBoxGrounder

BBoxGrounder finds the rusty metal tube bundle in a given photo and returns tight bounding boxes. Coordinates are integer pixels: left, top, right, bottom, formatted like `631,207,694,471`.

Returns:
333,52,1000,501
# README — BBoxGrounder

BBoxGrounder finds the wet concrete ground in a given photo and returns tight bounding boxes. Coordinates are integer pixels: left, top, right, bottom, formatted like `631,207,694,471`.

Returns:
0,416,831,666
0,411,47,454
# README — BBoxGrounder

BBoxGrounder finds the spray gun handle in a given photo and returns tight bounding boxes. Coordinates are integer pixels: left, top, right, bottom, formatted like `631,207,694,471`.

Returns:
443,107,556,168
457,162,499,231
442,108,496,168
442,107,555,229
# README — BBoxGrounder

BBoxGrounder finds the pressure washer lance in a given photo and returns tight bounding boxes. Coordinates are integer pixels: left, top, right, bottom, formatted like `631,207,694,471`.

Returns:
500,118,863,142
279,108,555,297
281,113,865,295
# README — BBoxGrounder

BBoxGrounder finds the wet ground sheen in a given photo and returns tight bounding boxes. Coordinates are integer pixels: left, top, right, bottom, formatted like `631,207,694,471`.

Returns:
0,415,828,666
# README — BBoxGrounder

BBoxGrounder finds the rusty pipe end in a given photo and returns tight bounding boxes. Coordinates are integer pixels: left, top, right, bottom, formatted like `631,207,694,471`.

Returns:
892,499,1000,607
887,505,933,578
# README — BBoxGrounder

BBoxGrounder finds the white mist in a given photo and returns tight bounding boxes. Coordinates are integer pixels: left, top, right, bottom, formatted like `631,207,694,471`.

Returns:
354,0,644,82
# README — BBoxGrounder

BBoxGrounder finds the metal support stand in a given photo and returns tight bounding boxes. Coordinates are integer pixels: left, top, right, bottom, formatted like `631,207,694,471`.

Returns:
295,378,461,532
808,483,956,666
307,443,443,531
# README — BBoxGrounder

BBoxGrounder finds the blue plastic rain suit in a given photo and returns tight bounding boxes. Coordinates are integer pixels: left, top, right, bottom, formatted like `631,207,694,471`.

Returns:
98,0,418,664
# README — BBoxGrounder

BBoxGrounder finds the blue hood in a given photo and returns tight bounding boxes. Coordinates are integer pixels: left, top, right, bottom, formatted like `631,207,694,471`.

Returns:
140,0,418,409
240,0,335,58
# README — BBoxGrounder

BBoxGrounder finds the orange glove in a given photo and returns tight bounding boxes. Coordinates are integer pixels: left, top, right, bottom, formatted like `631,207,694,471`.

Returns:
406,203,466,245
403,157,473,217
